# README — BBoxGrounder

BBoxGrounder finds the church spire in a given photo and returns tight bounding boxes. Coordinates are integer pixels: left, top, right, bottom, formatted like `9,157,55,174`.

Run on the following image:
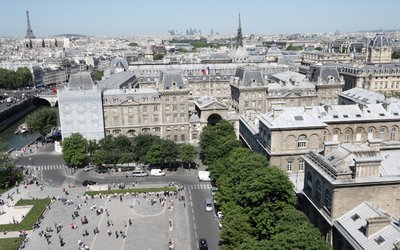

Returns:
236,13,243,48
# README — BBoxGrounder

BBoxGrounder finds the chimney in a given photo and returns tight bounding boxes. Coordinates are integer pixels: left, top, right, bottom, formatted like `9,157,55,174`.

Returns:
368,139,381,151
323,141,340,156
366,216,390,237
272,107,283,118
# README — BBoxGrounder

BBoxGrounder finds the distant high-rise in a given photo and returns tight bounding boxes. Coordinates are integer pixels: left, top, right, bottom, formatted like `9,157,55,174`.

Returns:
236,13,243,48
25,10,36,39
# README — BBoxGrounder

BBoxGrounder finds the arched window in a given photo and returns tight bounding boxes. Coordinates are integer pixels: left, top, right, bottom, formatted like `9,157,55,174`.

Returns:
306,172,313,193
344,128,351,143
380,127,386,141
325,189,332,213
315,180,321,202
297,135,307,148
368,127,374,140
390,127,398,141
333,129,339,141
356,128,362,142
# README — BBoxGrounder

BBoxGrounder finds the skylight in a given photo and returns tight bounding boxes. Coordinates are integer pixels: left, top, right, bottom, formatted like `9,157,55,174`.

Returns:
356,114,362,117
294,116,304,121
343,115,348,118
351,214,360,221
333,115,339,118
375,236,385,245
379,113,385,117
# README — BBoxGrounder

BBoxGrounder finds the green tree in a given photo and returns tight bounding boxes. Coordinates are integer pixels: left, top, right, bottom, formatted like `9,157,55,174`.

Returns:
131,134,161,163
62,133,88,167
286,44,303,51
86,139,98,156
161,139,179,165
128,42,138,47
392,51,400,59
0,143,22,189
315,47,323,51
26,108,58,137
180,144,197,168
90,149,109,166
153,54,165,60
93,70,104,81
15,67,32,87
144,144,164,166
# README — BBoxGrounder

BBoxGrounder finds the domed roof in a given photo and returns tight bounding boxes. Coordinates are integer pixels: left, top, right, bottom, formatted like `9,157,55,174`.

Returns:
266,46,282,56
369,33,391,48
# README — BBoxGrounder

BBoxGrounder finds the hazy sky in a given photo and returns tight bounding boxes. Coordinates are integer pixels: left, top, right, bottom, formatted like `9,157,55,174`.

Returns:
1,0,399,37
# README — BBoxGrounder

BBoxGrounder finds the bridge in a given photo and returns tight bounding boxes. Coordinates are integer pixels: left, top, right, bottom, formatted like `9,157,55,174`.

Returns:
35,91,58,107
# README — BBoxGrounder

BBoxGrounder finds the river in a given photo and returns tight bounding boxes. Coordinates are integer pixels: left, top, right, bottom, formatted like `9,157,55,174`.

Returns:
0,106,58,151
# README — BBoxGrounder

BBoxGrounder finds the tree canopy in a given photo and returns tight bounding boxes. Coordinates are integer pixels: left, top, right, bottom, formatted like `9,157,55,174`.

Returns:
199,119,330,250
392,51,400,59
25,108,58,136
92,70,104,81
180,144,198,168
0,67,32,89
62,133,88,167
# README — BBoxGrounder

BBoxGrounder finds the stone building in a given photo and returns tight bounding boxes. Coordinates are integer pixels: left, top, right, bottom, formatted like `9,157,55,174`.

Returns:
366,32,392,64
301,142,400,246
240,102,400,173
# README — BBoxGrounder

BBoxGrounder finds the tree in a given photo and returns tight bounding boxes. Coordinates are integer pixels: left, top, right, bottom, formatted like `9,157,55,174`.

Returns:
131,134,161,163
93,70,104,81
128,42,138,47
62,133,88,167
26,108,58,137
180,144,197,168
315,47,323,51
153,54,165,60
286,44,303,51
86,139,98,156
392,51,400,59
0,143,22,189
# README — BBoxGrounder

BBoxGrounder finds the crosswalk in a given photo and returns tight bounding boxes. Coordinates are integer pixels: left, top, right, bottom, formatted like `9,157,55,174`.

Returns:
33,165,66,171
185,183,212,190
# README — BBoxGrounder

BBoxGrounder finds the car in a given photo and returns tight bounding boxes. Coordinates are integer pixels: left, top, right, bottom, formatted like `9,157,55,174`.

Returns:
84,165,97,172
96,167,108,173
132,170,148,177
211,186,218,196
217,211,224,220
205,197,213,212
82,180,97,186
199,238,208,250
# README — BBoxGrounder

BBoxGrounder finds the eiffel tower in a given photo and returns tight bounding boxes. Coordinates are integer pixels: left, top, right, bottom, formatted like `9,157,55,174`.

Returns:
25,10,36,39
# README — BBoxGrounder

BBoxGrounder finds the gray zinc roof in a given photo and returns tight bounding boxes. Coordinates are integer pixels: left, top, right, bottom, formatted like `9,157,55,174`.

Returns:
67,72,94,90
308,65,341,84
334,202,400,250
97,71,137,91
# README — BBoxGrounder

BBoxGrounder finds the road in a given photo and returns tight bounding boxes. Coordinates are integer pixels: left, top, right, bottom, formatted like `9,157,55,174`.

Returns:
17,153,221,249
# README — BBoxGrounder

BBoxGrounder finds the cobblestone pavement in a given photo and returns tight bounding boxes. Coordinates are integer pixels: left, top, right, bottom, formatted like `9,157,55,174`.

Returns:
0,183,192,250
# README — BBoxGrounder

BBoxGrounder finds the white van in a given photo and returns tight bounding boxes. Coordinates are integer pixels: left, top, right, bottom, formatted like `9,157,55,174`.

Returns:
132,170,148,177
198,171,210,182
150,169,165,176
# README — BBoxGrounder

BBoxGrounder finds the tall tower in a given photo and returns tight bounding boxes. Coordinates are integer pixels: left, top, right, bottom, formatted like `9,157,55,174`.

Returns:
25,10,35,39
236,13,243,48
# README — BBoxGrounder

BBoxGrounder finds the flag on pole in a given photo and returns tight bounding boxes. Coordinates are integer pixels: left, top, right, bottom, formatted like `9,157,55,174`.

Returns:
202,67,210,76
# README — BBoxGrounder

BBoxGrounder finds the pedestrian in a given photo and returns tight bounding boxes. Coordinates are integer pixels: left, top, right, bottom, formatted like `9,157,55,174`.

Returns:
124,221,127,227
115,230,119,238
107,229,111,236
128,218,132,226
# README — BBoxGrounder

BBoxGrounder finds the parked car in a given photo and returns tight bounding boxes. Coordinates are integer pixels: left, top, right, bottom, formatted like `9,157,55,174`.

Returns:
211,186,218,196
84,165,97,172
82,180,97,186
132,170,148,177
199,238,208,250
205,197,213,212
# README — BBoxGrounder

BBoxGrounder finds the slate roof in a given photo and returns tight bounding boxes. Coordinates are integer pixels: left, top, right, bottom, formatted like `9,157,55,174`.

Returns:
234,66,264,86
307,65,341,84
110,58,128,74
160,71,185,90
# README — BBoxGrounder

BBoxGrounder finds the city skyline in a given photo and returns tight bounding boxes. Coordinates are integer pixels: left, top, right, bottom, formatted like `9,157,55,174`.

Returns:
0,0,400,37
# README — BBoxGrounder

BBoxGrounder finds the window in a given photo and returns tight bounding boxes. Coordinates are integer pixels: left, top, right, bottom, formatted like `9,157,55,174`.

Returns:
143,106,147,112
356,128,362,142
299,160,305,171
154,127,161,132
368,127,374,140
374,236,385,245
143,115,148,123
315,180,321,202
128,107,133,113
351,214,360,221
380,128,385,140
174,135,178,141
333,129,339,141
287,160,293,172
128,116,133,125
181,134,185,141
153,106,158,112
154,115,158,123
344,129,351,142
306,172,313,193
298,135,307,148
390,127,397,140
324,189,332,213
